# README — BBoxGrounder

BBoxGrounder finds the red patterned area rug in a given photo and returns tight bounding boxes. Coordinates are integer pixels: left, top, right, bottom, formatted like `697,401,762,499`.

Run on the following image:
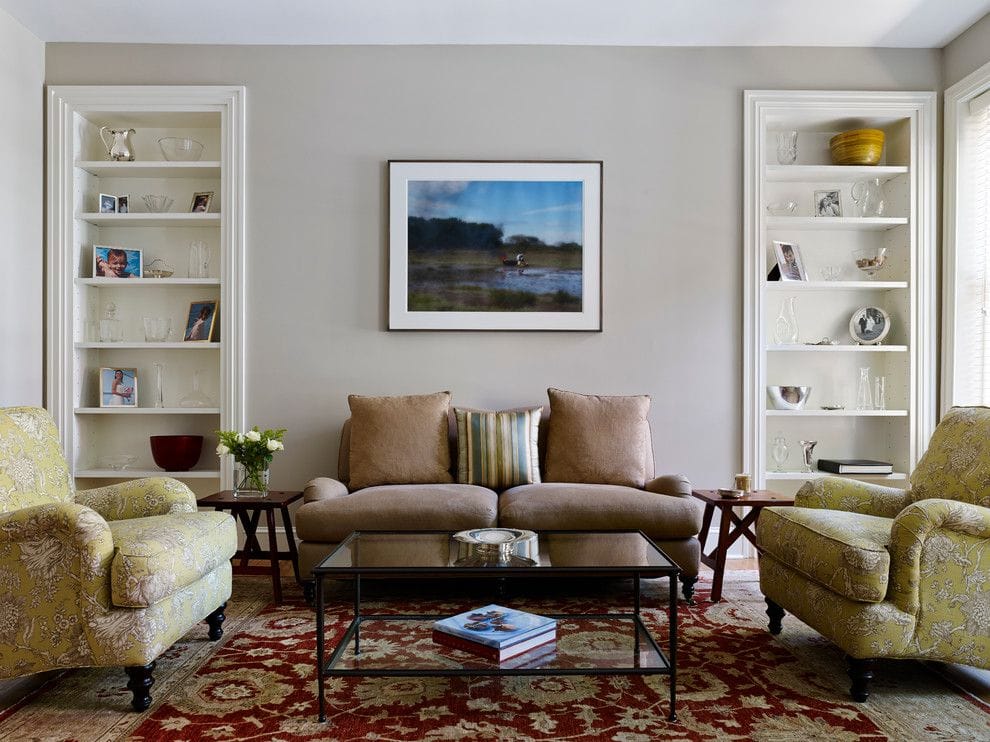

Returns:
1,571,987,741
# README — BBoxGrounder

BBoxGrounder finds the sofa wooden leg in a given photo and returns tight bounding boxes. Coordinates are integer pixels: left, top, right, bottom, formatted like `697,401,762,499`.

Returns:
678,575,698,604
302,580,316,605
846,656,875,702
125,661,156,711
765,597,785,635
205,602,227,641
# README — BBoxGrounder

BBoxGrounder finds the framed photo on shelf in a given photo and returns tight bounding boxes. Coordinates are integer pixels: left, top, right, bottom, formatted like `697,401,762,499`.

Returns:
117,195,129,214
93,245,142,278
99,367,138,407
849,306,890,345
99,193,118,214
814,189,841,217
772,240,806,281
387,160,602,331
190,191,214,213
183,299,219,342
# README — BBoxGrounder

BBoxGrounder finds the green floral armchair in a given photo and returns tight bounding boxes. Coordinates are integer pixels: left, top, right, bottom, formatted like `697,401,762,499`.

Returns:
0,406,236,710
757,406,990,701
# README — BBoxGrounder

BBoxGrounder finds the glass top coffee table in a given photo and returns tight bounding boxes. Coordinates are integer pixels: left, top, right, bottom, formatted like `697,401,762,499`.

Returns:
312,530,680,723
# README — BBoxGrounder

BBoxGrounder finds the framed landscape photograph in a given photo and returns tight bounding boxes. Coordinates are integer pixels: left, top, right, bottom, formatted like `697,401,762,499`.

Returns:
388,160,602,330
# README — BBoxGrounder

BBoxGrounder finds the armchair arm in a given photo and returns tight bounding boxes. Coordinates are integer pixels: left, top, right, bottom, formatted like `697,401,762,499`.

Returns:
75,477,196,520
794,477,911,518
644,473,692,498
888,498,990,617
303,477,349,503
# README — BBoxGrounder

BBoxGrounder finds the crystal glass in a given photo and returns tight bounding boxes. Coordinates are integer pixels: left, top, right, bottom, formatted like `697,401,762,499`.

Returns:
853,247,887,279
158,137,204,162
179,369,216,408
851,177,886,217
772,297,799,344
874,376,887,410
766,200,797,216
99,302,123,343
820,265,841,281
141,194,174,212
776,130,798,165
143,317,172,342
188,241,210,278
856,367,874,410
153,362,165,408
233,466,270,498
770,433,790,472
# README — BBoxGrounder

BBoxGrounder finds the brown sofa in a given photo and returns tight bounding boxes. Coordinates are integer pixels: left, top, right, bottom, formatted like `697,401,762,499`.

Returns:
295,411,703,602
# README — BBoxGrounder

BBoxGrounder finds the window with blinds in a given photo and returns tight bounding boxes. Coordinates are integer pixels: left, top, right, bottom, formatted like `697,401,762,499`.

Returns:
946,61,990,410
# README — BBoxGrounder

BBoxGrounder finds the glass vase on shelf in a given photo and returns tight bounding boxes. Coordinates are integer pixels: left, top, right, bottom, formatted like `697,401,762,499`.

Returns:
770,433,790,472
153,362,165,408
856,367,874,410
772,296,799,345
233,465,270,498
776,130,798,165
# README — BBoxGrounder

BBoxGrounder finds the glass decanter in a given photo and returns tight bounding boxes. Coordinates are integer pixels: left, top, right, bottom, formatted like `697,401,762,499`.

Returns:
770,433,790,472
772,296,799,345
856,367,873,410
179,369,216,408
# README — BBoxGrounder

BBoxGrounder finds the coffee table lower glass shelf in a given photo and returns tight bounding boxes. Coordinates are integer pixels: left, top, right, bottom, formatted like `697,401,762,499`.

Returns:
313,530,679,723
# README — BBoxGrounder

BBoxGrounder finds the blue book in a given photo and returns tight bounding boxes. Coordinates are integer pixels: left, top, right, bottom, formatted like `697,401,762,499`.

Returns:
433,604,556,649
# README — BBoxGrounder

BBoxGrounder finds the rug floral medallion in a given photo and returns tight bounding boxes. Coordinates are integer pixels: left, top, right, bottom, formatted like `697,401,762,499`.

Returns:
0,572,987,741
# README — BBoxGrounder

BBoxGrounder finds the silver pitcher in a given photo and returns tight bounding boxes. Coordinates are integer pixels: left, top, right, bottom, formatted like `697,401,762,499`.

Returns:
99,126,136,161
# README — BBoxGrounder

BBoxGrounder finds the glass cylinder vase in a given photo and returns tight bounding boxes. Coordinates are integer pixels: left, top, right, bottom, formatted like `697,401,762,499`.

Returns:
233,465,270,498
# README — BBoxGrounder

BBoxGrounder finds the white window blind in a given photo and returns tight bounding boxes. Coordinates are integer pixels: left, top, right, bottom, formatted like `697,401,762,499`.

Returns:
953,88,990,405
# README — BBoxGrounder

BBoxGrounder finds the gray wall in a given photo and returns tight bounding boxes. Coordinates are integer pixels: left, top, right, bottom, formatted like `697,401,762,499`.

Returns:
0,9,43,406
45,44,941,489
944,12,990,87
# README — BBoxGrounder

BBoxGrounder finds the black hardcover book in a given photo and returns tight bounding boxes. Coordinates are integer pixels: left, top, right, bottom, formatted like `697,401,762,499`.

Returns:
817,458,893,474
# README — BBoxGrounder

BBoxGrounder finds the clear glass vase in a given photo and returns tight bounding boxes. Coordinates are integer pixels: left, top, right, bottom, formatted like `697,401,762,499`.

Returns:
233,465,270,498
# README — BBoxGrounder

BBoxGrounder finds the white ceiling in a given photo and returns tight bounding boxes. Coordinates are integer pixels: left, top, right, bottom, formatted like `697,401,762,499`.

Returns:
1,0,989,47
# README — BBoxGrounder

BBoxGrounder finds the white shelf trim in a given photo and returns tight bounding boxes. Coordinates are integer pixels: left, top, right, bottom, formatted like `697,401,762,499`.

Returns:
75,160,221,178
74,342,220,349
76,277,221,286
74,407,221,415
766,344,908,352
764,165,908,183
765,471,907,481
77,213,221,227
765,409,908,417
765,281,907,290
766,216,908,231
75,469,221,479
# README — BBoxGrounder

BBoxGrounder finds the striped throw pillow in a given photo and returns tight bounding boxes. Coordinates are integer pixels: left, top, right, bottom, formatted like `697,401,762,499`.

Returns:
455,408,542,489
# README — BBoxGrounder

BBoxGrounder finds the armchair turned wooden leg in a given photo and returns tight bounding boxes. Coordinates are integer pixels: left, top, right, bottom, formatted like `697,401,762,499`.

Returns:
678,575,698,604
846,656,875,702
205,602,227,641
765,597,785,635
125,661,156,711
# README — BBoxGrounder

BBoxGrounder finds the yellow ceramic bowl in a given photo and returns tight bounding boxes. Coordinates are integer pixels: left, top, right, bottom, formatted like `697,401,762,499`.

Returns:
829,128,885,166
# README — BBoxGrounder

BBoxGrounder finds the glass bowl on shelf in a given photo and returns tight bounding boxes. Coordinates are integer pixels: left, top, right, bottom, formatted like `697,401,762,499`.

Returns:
853,247,887,279
766,201,797,217
158,137,204,162
141,194,174,212
101,454,138,471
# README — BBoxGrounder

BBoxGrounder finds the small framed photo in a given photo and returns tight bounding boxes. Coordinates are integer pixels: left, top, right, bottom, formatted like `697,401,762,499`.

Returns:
99,367,138,407
93,245,142,278
184,299,219,342
849,306,891,345
814,189,841,217
117,195,129,214
190,191,214,213
99,193,118,214
773,240,806,281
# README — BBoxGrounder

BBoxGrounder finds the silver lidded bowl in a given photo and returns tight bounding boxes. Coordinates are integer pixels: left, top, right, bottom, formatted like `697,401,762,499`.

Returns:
767,385,811,410
453,528,538,567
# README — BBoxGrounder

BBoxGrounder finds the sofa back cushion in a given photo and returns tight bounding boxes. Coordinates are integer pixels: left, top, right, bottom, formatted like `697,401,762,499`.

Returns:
0,406,74,513
455,407,542,489
910,406,990,507
346,392,455,490
544,388,653,488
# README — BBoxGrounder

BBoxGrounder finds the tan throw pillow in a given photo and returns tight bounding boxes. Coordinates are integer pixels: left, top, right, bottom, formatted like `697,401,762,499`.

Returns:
545,388,651,487
348,392,454,489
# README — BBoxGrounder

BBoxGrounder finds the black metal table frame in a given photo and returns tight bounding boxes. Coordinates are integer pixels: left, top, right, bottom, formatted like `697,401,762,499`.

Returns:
313,529,679,723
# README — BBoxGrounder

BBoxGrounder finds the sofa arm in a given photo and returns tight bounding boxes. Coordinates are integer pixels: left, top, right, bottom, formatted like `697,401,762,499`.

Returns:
75,477,197,520
888,498,990,617
794,476,911,518
644,473,692,498
303,477,349,503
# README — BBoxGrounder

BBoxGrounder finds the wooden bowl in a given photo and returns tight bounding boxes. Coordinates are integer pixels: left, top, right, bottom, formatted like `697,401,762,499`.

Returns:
829,128,885,165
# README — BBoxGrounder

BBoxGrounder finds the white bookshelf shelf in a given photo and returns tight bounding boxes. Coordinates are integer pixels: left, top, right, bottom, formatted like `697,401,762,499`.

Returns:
76,469,221,479
74,342,220,349
76,213,221,227
767,344,908,352
74,407,221,415
75,161,221,178
765,471,907,481
76,278,221,287
764,165,908,183
765,409,908,417
766,216,908,231
765,281,908,290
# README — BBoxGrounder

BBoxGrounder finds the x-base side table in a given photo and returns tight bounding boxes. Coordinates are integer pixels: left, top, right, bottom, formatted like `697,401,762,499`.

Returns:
198,489,303,605
691,489,794,602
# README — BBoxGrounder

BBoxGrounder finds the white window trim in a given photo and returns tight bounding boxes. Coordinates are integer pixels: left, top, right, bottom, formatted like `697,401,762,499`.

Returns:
942,59,990,414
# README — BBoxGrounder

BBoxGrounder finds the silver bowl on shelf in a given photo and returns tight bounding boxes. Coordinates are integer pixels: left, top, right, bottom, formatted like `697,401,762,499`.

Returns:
453,528,538,566
767,385,811,410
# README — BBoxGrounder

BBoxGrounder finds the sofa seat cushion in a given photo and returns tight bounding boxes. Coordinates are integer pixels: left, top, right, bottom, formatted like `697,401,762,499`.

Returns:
499,483,703,540
756,506,892,603
294,484,498,543
108,511,236,608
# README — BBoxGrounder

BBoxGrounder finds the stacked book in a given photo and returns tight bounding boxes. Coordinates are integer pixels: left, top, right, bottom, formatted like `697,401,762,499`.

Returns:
817,458,894,475
432,604,556,662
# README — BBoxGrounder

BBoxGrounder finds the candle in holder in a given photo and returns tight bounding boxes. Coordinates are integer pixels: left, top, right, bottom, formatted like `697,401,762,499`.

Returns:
734,474,752,492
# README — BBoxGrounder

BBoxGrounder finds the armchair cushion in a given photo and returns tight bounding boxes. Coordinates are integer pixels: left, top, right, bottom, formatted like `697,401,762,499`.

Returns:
75,477,196,520
347,392,454,490
108,511,235,608
544,388,652,488
0,407,73,513
909,406,990,507
757,506,892,603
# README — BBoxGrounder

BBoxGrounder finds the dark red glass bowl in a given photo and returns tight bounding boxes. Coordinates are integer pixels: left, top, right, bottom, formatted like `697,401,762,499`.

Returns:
149,435,203,472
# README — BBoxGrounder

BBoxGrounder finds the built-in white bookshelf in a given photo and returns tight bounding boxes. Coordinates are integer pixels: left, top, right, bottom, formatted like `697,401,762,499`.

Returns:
47,86,246,493
743,90,937,495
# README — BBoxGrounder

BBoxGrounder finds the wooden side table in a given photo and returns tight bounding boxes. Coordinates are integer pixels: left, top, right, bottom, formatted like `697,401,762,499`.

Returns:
691,489,794,602
198,489,304,605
